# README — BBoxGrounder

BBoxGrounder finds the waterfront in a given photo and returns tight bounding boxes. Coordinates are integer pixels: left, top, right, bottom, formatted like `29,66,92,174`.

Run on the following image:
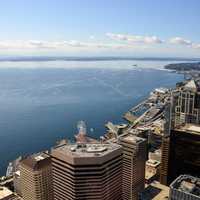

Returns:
0,60,183,175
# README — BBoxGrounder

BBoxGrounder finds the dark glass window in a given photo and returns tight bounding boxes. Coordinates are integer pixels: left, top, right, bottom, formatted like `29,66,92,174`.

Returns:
195,94,200,108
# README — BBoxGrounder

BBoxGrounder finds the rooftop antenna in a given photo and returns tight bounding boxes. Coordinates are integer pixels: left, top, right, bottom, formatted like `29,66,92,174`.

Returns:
77,120,87,136
75,121,88,143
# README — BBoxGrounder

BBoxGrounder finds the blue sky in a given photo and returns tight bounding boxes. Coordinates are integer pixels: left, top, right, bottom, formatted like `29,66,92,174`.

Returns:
0,0,200,57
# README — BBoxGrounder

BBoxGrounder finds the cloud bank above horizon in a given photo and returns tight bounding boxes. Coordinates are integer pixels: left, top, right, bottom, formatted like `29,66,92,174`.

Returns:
0,33,200,57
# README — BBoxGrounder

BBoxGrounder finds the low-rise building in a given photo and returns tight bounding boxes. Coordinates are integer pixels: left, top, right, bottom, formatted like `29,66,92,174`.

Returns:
145,159,160,184
0,186,22,200
169,175,200,200
139,181,169,200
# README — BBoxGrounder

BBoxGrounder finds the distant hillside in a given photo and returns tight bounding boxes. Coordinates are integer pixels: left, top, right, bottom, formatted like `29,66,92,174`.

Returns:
165,62,200,71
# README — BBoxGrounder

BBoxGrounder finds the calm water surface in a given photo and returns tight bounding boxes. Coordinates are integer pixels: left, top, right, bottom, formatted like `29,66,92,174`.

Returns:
0,60,183,175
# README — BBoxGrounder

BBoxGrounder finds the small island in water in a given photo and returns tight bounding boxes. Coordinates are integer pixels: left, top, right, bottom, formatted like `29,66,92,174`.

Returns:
164,62,200,71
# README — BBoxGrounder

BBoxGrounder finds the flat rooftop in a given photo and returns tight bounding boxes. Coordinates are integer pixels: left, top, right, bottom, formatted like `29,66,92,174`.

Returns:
146,159,160,167
53,143,121,158
176,124,200,135
140,181,169,200
51,143,122,165
170,175,200,198
0,187,13,199
121,134,146,144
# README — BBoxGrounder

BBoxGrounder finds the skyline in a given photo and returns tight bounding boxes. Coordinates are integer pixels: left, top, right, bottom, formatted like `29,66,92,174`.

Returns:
0,0,200,57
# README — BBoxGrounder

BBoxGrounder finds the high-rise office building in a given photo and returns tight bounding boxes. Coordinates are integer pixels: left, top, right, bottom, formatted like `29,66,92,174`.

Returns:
169,175,200,200
20,152,53,200
119,135,147,200
160,135,170,185
171,125,200,180
160,79,200,185
51,143,122,200
171,79,200,128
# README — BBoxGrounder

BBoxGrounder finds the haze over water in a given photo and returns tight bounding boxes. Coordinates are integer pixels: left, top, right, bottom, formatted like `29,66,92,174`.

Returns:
0,60,183,175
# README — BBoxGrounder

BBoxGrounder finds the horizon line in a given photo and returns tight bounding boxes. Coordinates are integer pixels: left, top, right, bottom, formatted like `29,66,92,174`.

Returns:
0,56,199,62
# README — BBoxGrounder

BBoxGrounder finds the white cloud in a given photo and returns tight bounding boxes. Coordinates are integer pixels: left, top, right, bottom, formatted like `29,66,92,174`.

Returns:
0,40,58,49
28,40,54,48
169,37,200,51
63,40,129,49
192,43,200,49
0,40,134,51
63,40,88,47
106,33,163,44
169,37,192,46
0,35,199,55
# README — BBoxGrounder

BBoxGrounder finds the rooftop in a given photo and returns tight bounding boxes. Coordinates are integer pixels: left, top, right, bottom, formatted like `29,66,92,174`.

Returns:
146,159,160,167
154,87,168,94
51,143,122,165
121,134,146,144
170,175,200,198
53,143,120,158
139,181,169,200
145,160,160,182
0,187,13,199
20,152,51,170
184,79,197,91
176,123,200,135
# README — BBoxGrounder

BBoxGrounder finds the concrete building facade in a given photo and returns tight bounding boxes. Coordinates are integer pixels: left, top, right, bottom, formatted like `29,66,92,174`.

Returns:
20,152,53,200
51,143,123,200
119,135,147,200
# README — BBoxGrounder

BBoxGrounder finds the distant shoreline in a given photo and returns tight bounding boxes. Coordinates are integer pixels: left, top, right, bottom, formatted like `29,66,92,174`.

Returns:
164,62,200,72
0,56,199,62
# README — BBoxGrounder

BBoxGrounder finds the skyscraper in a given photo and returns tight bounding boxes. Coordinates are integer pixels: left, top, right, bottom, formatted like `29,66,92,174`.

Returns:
119,135,147,200
171,79,200,128
160,79,200,185
161,124,200,185
51,143,123,200
20,152,53,200
160,135,170,185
